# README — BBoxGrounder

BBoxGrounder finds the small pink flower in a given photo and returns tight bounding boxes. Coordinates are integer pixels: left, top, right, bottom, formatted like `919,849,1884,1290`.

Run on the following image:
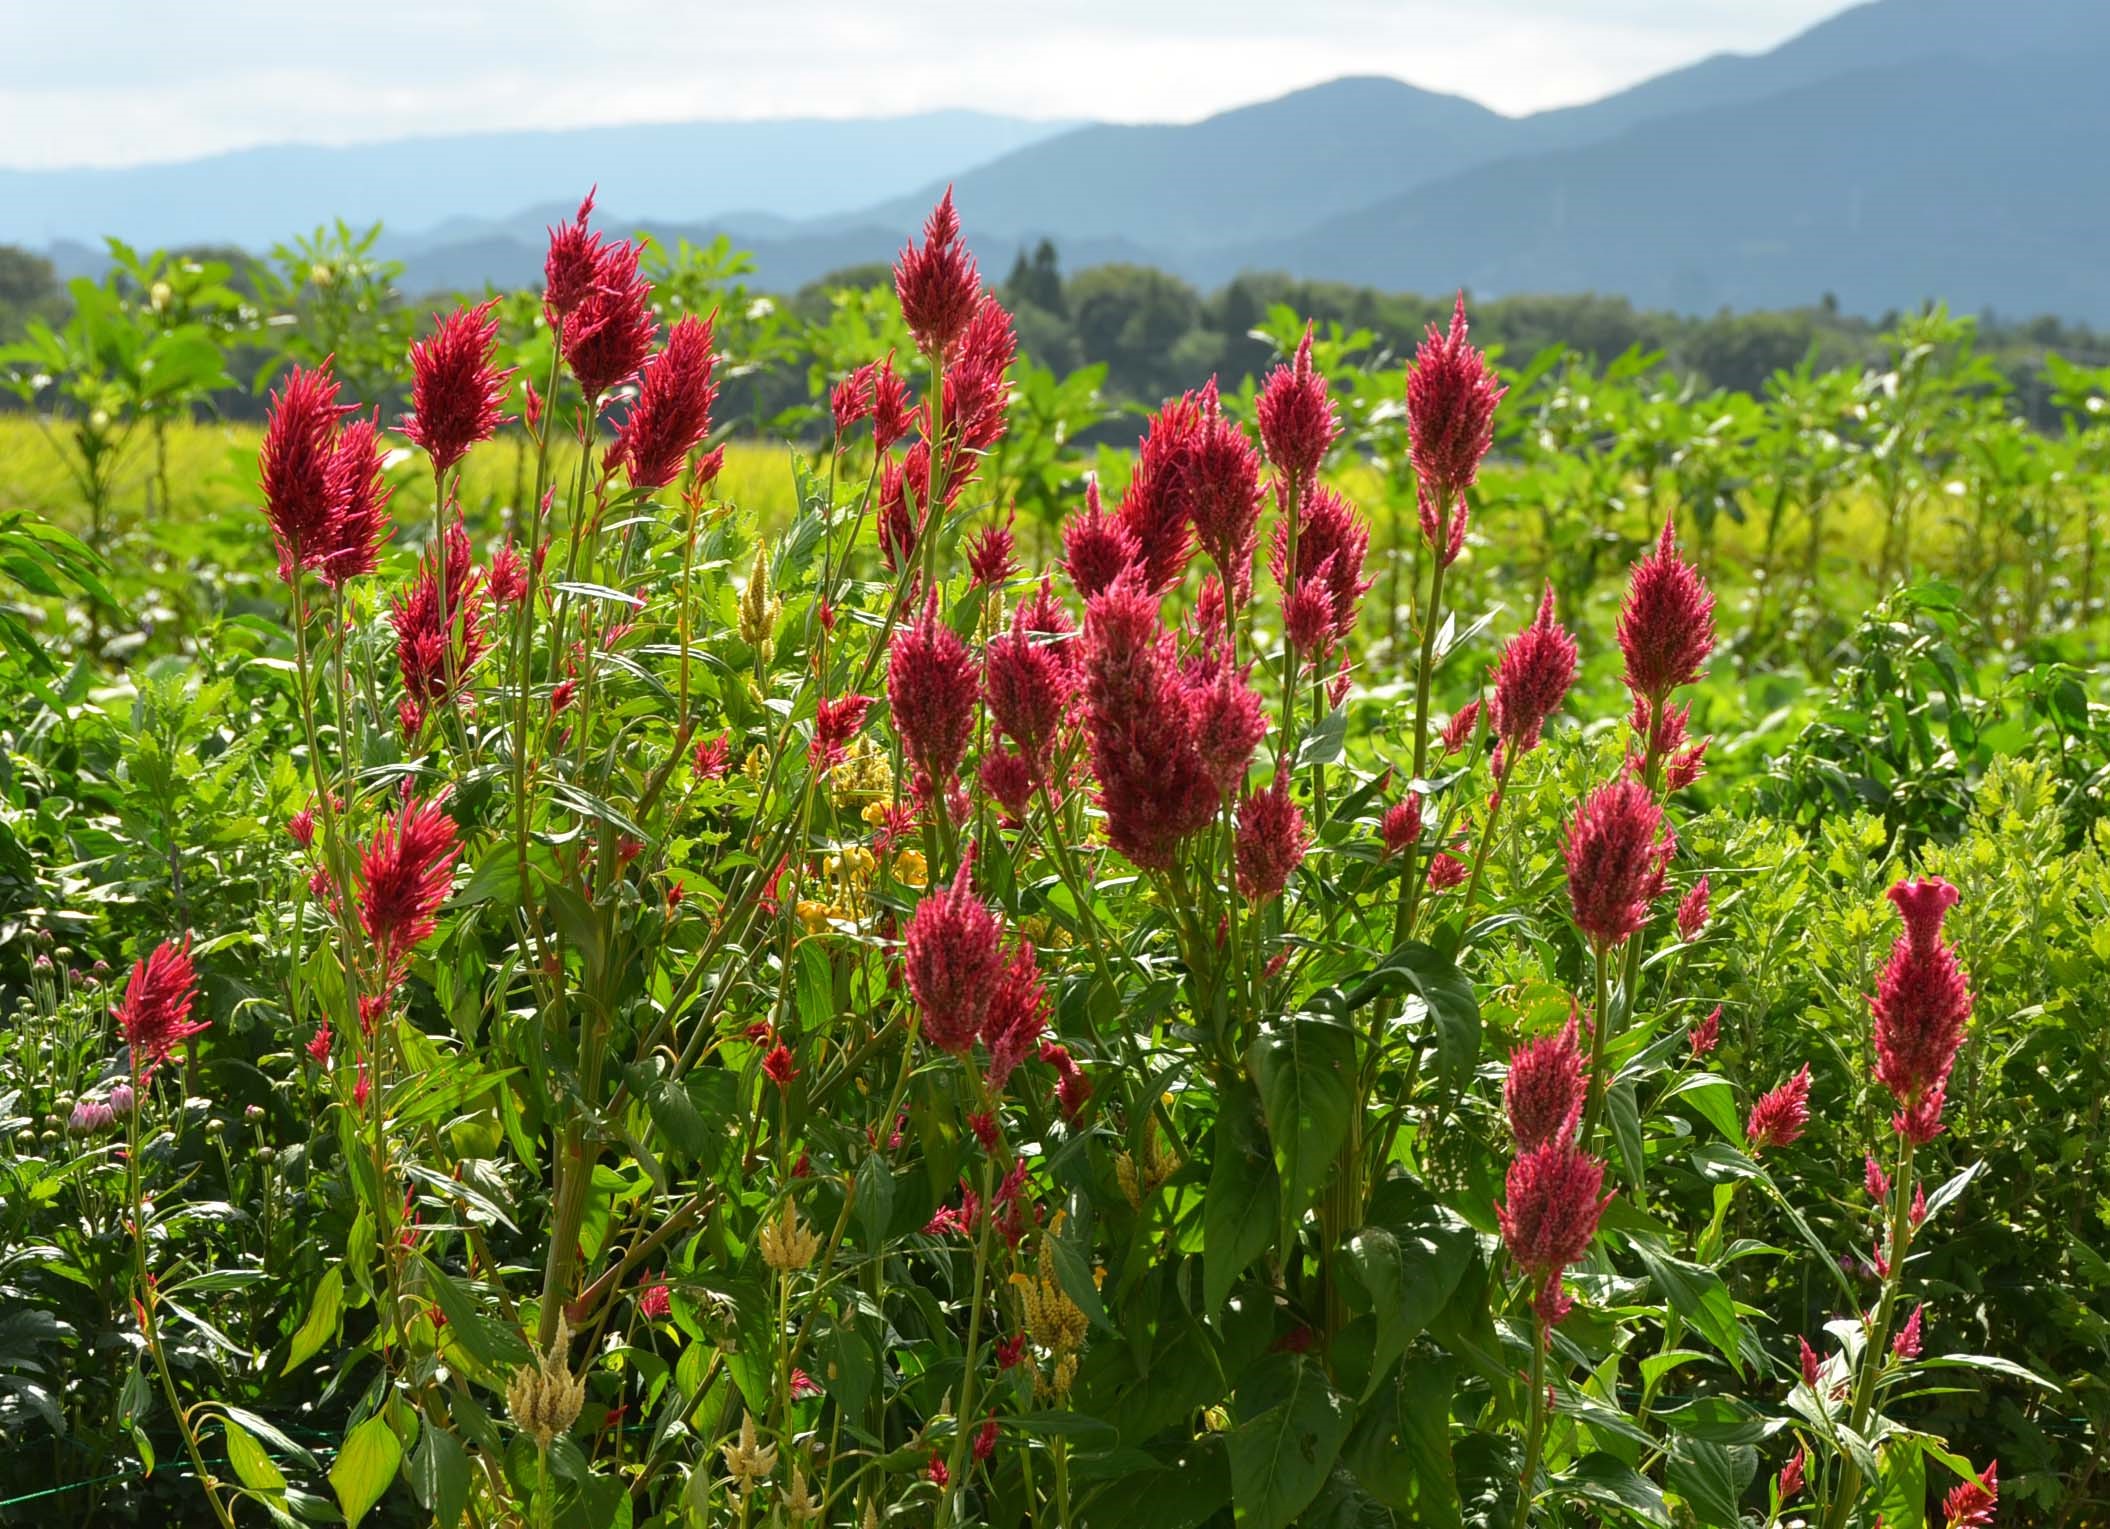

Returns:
637,1278,672,1321
1893,1302,1924,1359
1380,795,1424,859
1941,1462,1998,1529
1675,877,1710,943
1688,1005,1721,1057
1746,1063,1812,1154
1778,1446,1806,1501
287,809,316,849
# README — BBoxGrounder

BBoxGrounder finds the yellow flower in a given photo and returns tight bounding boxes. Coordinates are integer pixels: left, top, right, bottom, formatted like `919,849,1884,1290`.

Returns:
895,849,928,888
797,899,833,933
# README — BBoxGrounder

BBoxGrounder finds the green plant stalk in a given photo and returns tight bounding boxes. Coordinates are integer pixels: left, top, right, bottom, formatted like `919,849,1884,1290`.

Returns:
1579,939,1615,1149
1458,740,1520,930
1397,485,1454,944
943,1146,999,1526
1820,1131,1917,1529
1517,1316,1549,1517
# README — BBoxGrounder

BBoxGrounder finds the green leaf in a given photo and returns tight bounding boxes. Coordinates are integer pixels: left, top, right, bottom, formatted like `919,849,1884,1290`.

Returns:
1343,942,1479,1096
224,1416,286,1493
1560,1452,1670,1526
1920,1352,2062,1393
1228,1355,1355,1529
855,1151,896,1252
1875,1437,1928,1529
1667,1438,1756,1529
281,1265,344,1375
329,1415,403,1528
1204,1081,1280,1313
1342,1355,1460,1528
1666,1074,1743,1142
410,1425,471,1529
1630,1237,1741,1373
1249,1015,1356,1232
418,1255,532,1370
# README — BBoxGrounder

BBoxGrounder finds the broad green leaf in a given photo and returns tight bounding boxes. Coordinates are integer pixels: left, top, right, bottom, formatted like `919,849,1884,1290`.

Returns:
330,1415,402,1528
224,1416,285,1493
1204,1081,1280,1313
1560,1452,1670,1526
1249,1015,1356,1232
1630,1237,1741,1373
281,1265,344,1375
1667,1437,1756,1529
1875,1436,1928,1529
1342,1354,1460,1528
410,1425,472,1529
1342,942,1479,1096
1228,1355,1354,1529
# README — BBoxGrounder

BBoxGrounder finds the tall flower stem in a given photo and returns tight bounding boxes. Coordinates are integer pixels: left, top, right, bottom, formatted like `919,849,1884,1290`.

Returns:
1579,939,1614,1149
1820,1132,1917,1529
1396,486,1454,943
1458,743,1519,929
1517,1318,1549,1515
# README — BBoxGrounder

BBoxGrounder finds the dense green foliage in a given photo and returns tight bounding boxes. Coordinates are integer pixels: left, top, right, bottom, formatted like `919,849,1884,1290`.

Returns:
0,204,2103,1529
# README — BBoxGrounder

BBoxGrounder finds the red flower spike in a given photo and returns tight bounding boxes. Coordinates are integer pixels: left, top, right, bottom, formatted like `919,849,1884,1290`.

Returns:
543,187,605,320
403,299,512,474
1255,325,1337,482
1406,292,1505,497
1498,1140,1610,1293
1616,518,1716,703
1490,581,1578,754
967,518,1018,588
288,809,316,849
983,941,1049,1092
974,1418,1000,1462
1441,698,1484,756
1426,849,1468,890
1063,481,1138,599
871,355,912,452
1270,483,1371,655
1186,653,1269,797
692,732,730,781
1871,877,1972,1127
1941,1461,1998,1529
927,1451,951,1488
1234,776,1309,903
979,745,1034,821
889,592,979,792
305,1024,332,1065
1689,1004,1721,1057
1893,1302,1924,1359
320,412,393,587
1865,1154,1891,1201
1799,1335,1821,1388
561,239,656,402
1380,795,1424,858
1563,777,1673,948
831,361,875,435
1116,391,1204,594
1187,380,1264,603
1778,1446,1807,1501
259,362,354,583
116,939,205,1078
1676,877,1711,943
355,793,461,994
984,592,1076,769
762,1043,798,1090
1416,477,1468,566
810,694,872,771
637,1278,672,1321
489,544,530,607
1505,1009,1587,1151
904,850,1005,1054
894,189,980,357
1746,1063,1812,1155
392,516,489,711
610,313,718,491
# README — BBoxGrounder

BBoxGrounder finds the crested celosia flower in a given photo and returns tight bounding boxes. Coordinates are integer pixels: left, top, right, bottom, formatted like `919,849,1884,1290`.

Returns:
1746,1063,1812,1154
488,544,530,607
543,187,605,320
1064,482,1138,599
810,693,871,770
1490,582,1578,754
1270,484,1371,657
692,732,730,781
966,519,1017,587
611,313,718,491
1666,736,1710,793
1871,877,1972,1141
1079,574,1220,869
894,188,980,357
1505,1010,1586,1150
1689,1004,1721,1057
1426,849,1468,890
1676,877,1710,943
831,361,875,434
1866,1153,1892,1200
403,299,512,474
984,596,1075,770
1441,698,1484,756
979,745,1033,820
115,938,205,1078
288,808,315,849
1498,1139,1609,1327
392,517,488,712
889,592,979,793
1942,1462,1998,1529
1406,292,1505,499
982,940,1048,1091
1117,391,1202,594
1255,325,1337,482
1186,381,1264,603
1616,519,1716,702
637,1277,672,1321
1234,777,1308,903
1778,1447,1807,1501
259,362,352,583
1893,1302,1925,1359
1380,794,1423,858
903,851,1005,1054
1186,654,1268,796
356,792,461,993
562,239,656,402
320,414,393,587
870,355,912,452
1564,778,1673,948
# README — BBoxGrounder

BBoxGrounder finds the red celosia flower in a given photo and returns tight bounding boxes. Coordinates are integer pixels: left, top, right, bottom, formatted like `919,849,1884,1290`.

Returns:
1911,1181,1927,1226
116,938,204,1078
259,362,353,583
925,1178,981,1238
1942,1462,1998,1529
1563,777,1673,948
403,299,512,474
810,693,872,771
611,313,718,491
1041,1039,1092,1121
904,852,1005,1053
1406,292,1505,498
1746,1063,1812,1154
355,793,461,992
1426,849,1468,890
1380,795,1423,858
543,187,605,320
1490,581,1577,754
973,1418,999,1462
666,879,685,911
1498,1140,1609,1309
831,361,875,434
995,1334,1026,1370
1689,1004,1721,1057
984,594,1076,769
1064,481,1138,599
392,517,488,711
1893,1302,1924,1359
979,745,1033,820
489,544,530,607
1271,484,1371,658
1117,391,1203,594
354,1064,370,1108
762,1043,798,1089
1666,736,1710,793
562,239,656,402
1505,1009,1586,1150
1079,574,1221,868
637,1277,672,1321
306,1023,332,1065
1871,877,1972,1139
1187,655,1268,797
1676,877,1710,943
692,732,730,780
288,808,316,849
549,679,576,715
1255,325,1337,482
1441,698,1484,756
927,1451,951,1488
1865,1153,1891,1200
789,1367,822,1400
1234,777,1308,903
1778,1446,1807,1501
983,940,1048,1091
894,189,980,357
1187,381,1264,602
320,413,393,587
889,592,979,792
966,519,1018,587
935,294,1015,483
1616,519,1716,702
1281,571,1335,658
871,355,912,452
1799,1335,1821,1388
1416,478,1468,567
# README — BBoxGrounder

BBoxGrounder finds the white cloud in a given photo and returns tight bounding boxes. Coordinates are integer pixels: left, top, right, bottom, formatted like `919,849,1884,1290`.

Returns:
0,0,1853,167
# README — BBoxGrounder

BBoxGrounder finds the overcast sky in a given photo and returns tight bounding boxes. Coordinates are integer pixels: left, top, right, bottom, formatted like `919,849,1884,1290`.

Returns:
4,0,1853,170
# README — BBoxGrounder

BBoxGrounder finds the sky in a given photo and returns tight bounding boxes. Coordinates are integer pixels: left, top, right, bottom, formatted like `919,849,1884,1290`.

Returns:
3,0,1855,170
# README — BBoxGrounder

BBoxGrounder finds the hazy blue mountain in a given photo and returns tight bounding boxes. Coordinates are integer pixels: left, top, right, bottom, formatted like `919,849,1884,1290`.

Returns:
0,112,1077,250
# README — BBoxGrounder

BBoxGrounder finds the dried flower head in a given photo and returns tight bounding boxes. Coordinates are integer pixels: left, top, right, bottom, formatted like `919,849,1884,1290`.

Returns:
505,1314,585,1451
720,1411,777,1497
758,1200,820,1272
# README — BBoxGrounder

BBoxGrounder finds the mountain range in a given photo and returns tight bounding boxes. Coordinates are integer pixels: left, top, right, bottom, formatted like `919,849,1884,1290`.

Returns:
9,0,2109,322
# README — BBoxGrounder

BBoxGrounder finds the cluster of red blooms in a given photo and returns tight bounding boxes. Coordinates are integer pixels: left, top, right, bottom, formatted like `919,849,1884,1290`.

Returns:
1871,877,1973,1143
1407,294,1506,561
355,792,463,1001
258,364,394,587
391,517,489,738
402,298,513,474
115,938,205,1079
1495,1010,1607,1328
901,851,1048,1092
1489,582,1578,758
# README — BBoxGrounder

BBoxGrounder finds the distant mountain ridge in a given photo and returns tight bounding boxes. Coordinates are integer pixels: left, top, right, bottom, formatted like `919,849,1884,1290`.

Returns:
12,0,2110,321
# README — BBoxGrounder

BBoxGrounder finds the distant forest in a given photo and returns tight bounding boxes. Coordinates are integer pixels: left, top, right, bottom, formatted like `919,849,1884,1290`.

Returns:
5,236,2107,434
